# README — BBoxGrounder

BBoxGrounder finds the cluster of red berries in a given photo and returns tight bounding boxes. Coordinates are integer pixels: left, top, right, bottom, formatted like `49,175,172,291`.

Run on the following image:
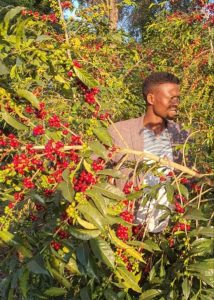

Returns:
61,1,72,9
122,199,134,210
73,171,96,192
84,87,100,105
21,10,58,23
175,194,187,203
33,125,45,136
190,183,201,193
180,177,189,184
116,248,132,271
25,102,47,120
7,134,20,148
120,210,134,223
48,115,61,128
55,227,70,239
123,181,139,194
73,60,82,68
172,223,191,232
175,202,185,214
48,169,64,184
51,240,61,251
92,158,105,171
61,212,73,225
23,177,35,189
0,132,21,148
132,224,144,240
44,140,64,160
35,203,45,211
70,135,82,145
44,189,54,197
14,192,24,202
29,213,38,222
116,225,129,241
117,209,134,241
13,154,29,174
31,158,44,171
99,112,110,121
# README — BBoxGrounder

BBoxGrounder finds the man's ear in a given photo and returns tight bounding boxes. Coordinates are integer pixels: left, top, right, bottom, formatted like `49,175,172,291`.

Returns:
147,93,155,105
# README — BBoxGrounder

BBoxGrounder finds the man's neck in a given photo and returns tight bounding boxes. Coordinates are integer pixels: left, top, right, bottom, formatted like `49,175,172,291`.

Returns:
143,111,167,135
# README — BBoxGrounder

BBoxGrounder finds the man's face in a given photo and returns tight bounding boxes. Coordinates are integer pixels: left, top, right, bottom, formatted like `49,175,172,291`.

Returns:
147,83,180,120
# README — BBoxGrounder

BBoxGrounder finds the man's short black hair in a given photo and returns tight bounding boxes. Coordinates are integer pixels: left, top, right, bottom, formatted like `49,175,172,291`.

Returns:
142,72,180,101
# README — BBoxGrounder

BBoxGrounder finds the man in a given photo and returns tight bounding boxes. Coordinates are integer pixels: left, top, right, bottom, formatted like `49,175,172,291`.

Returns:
108,72,188,232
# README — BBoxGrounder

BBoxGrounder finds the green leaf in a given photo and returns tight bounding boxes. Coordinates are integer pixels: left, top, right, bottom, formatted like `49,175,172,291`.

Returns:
104,289,120,300
83,159,93,173
17,245,32,258
184,208,207,221
165,183,174,203
44,287,66,297
65,256,81,275
30,193,45,205
109,229,144,262
97,169,122,178
78,202,107,230
19,269,29,299
143,239,161,251
69,228,101,240
93,183,124,200
74,66,98,88
2,111,28,130
27,256,49,275
177,183,189,198
0,230,18,245
0,60,9,75
88,140,108,159
93,127,113,147
126,190,144,201
139,289,162,300
4,6,24,32
190,238,214,256
90,238,115,268
187,259,214,287
182,278,190,300
36,35,53,42
116,266,142,293
57,181,73,202
16,89,40,109
80,286,91,300
54,75,66,83
86,189,107,215
190,227,214,238
48,267,71,289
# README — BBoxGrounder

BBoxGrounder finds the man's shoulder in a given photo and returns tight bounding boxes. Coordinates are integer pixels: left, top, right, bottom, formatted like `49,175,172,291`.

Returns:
109,115,143,131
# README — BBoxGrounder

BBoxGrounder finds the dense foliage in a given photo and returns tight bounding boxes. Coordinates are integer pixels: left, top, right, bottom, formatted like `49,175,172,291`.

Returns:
0,1,213,299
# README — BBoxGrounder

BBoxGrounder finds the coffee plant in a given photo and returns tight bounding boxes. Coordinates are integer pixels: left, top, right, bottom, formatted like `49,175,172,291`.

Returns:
0,1,213,299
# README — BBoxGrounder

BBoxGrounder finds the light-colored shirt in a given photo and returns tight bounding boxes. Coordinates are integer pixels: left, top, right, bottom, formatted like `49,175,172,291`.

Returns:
136,127,173,233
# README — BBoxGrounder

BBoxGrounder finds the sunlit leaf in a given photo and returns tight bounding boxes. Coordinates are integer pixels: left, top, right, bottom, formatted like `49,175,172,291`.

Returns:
74,66,98,88
90,238,115,268
69,228,101,240
2,111,28,130
93,127,113,147
16,89,40,109
139,289,162,300
44,287,67,297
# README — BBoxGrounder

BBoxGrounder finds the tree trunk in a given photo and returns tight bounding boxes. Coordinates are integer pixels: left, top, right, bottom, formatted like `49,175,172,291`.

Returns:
107,0,118,30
